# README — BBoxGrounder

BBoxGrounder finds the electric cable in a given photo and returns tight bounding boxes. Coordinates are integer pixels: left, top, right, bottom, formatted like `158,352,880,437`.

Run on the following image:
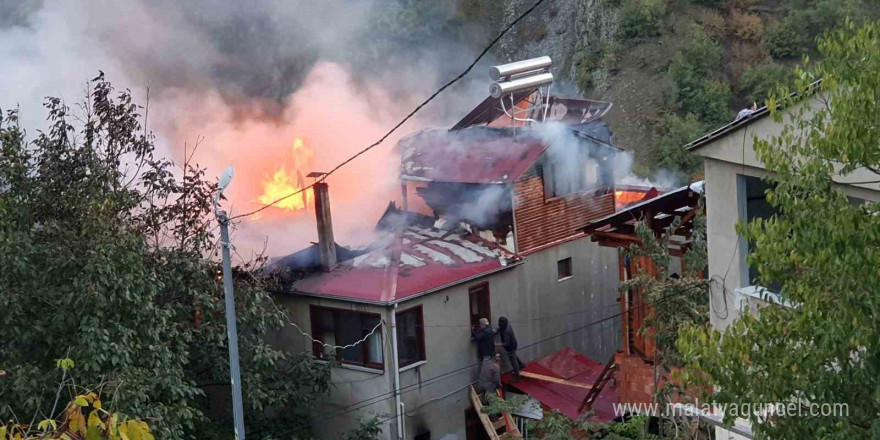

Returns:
251,284,706,439
227,0,553,222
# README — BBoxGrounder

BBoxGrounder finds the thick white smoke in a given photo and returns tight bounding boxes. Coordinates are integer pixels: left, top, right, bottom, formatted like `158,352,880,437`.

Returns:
0,0,494,257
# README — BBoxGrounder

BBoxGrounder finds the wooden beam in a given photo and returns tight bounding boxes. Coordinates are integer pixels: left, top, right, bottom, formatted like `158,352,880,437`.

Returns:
519,372,594,389
590,231,641,243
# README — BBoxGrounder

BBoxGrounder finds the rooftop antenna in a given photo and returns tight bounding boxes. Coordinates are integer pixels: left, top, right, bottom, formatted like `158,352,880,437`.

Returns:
489,56,553,134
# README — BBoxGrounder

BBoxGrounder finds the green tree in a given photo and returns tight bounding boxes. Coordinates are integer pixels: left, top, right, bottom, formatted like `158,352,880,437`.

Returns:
1,363,156,440
766,0,866,59
652,114,706,181
622,208,709,439
678,21,880,439
618,0,665,42
669,31,731,125
737,63,794,107
0,75,331,439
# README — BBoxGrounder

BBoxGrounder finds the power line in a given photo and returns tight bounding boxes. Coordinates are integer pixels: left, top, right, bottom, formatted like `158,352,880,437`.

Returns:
253,284,706,439
228,0,552,222
313,283,705,422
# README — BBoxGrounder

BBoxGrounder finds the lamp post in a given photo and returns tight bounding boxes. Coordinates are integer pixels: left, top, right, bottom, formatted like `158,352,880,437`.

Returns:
214,165,246,440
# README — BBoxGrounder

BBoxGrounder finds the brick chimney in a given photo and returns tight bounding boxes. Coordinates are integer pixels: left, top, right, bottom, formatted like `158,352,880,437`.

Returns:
313,182,337,271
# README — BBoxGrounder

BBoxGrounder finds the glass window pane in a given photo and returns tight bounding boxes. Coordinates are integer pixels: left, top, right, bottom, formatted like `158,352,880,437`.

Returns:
340,311,364,363
397,309,425,367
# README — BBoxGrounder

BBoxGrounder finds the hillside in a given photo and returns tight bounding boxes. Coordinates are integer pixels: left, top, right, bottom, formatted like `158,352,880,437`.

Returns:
456,0,879,182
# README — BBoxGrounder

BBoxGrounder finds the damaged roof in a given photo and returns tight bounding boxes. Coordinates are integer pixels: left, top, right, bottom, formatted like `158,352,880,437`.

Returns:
398,127,547,184
278,225,519,304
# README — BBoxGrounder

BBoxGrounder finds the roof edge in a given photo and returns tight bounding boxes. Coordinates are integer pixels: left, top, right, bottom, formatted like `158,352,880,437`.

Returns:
685,79,823,152
277,259,525,307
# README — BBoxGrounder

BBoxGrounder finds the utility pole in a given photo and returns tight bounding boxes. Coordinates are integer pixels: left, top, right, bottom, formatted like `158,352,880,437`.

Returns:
215,166,246,440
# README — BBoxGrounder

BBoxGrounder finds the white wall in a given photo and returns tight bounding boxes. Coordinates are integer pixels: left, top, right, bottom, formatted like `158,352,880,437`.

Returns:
273,235,622,440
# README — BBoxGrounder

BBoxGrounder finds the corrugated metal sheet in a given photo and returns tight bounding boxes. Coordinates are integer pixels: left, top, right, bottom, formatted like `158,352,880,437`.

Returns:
288,226,518,304
503,348,620,422
513,165,616,253
398,127,547,184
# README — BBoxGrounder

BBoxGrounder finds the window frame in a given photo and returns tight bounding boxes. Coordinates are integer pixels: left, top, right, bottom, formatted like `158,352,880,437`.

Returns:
309,305,384,370
736,174,781,293
557,257,573,281
540,153,609,200
468,282,492,332
395,305,427,368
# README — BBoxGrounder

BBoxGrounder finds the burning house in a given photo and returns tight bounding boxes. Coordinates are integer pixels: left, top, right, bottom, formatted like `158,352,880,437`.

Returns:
271,57,638,440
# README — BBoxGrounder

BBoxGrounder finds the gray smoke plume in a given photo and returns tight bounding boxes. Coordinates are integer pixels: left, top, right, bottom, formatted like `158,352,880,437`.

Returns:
0,0,502,256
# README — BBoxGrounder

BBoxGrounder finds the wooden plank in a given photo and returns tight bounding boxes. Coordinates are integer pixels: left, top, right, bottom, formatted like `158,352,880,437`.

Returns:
520,371,593,389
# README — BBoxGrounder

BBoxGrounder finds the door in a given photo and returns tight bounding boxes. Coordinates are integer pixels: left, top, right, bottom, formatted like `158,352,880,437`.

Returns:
469,283,491,332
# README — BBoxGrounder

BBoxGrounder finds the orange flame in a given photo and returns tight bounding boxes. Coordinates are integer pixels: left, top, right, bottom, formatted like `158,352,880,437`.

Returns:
615,190,650,210
258,138,315,211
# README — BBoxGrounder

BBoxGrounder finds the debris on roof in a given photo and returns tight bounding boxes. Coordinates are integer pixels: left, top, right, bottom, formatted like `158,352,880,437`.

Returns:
451,94,613,131
502,348,620,422
398,127,547,184
584,181,704,252
277,224,519,304
269,242,366,274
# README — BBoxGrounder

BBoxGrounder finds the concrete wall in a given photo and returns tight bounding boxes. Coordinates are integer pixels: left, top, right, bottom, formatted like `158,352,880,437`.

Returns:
273,235,621,440
696,101,880,332
272,295,397,439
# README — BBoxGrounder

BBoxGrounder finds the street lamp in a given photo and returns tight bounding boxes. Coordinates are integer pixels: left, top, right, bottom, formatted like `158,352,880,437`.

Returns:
214,165,246,440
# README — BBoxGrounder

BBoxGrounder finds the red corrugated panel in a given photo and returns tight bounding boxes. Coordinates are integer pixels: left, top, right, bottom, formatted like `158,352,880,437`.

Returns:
398,127,547,184
502,348,620,422
291,227,517,303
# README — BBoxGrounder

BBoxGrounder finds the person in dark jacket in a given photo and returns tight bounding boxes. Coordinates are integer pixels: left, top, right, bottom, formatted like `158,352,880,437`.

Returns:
473,353,501,397
470,317,495,360
498,316,526,380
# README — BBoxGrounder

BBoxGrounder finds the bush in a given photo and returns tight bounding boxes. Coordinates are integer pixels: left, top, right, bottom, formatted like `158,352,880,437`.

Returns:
738,63,794,105
729,11,765,43
767,0,867,59
669,31,730,125
766,19,811,58
653,114,706,180
618,0,664,41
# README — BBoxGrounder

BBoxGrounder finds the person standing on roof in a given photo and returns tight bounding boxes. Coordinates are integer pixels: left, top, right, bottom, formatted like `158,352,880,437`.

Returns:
735,102,758,121
498,316,526,381
471,317,495,360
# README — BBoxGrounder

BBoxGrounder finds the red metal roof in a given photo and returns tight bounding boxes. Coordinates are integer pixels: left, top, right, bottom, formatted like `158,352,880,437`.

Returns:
503,348,620,422
289,226,518,304
398,127,547,184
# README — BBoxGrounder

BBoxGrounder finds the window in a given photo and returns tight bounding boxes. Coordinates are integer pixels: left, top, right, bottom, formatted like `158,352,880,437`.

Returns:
557,257,572,280
468,283,491,332
541,153,608,198
739,175,781,292
396,306,426,368
310,306,383,369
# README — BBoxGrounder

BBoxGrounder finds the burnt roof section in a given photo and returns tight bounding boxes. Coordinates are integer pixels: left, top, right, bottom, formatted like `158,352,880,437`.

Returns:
451,94,613,131
275,225,519,305
584,181,704,238
399,127,547,184
451,88,538,131
398,122,618,185
269,242,366,273
375,201,436,231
